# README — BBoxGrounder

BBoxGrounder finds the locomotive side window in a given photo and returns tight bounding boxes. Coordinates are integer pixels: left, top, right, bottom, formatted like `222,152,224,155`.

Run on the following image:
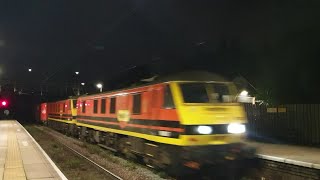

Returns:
163,85,175,109
110,97,116,114
180,83,209,103
132,94,141,114
210,83,230,103
101,98,106,114
93,100,98,114
82,101,86,113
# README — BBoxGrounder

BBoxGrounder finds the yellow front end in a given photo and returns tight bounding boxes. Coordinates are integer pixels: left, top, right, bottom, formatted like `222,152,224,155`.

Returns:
170,81,247,146
70,99,78,118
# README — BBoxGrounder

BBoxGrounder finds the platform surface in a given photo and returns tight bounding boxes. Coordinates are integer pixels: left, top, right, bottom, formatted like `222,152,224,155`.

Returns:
0,120,67,180
247,141,320,169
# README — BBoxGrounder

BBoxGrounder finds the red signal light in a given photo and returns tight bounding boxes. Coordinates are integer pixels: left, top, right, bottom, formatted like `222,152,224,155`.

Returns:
1,101,7,106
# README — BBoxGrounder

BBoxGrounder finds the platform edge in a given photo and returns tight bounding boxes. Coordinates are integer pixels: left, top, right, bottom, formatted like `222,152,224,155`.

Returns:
18,122,68,180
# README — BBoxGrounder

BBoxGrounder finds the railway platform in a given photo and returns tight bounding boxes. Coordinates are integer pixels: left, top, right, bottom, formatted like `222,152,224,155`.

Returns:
0,120,67,180
247,141,320,170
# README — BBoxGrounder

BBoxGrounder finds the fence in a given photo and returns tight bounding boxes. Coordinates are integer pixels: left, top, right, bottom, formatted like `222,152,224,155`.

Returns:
244,104,320,146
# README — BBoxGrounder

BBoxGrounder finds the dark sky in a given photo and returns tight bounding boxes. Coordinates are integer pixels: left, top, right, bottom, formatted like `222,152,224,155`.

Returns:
0,0,319,103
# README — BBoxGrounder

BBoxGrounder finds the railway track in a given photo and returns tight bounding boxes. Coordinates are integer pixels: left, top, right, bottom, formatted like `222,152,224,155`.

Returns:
34,126,123,180
61,142,123,180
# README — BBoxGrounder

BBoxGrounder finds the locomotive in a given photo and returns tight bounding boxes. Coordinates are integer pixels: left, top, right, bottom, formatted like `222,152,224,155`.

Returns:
39,73,256,175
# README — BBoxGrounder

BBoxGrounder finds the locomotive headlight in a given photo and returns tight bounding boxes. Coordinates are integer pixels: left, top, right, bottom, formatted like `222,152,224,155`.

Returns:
197,126,213,135
227,123,246,134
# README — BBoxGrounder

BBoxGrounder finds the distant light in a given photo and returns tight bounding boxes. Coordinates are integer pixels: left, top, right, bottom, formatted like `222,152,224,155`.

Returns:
81,83,85,86
96,83,103,92
1,101,7,106
240,90,248,96
96,83,103,89
28,68,32,72
75,71,79,75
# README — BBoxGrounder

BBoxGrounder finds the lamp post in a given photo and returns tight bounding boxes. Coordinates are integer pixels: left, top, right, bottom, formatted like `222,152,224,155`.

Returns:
96,83,103,92
74,71,80,95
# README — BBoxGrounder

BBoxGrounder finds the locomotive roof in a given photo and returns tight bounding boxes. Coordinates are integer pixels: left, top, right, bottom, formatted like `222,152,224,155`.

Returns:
79,71,230,98
155,71,228,82
47,71,231,101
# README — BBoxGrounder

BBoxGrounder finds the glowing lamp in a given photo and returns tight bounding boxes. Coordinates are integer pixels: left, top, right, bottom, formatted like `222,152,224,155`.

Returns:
196,126,213,135
227,123,246,134
240,90,248,96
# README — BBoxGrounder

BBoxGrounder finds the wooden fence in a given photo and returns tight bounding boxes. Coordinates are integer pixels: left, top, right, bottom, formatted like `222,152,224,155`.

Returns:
244,104,320,146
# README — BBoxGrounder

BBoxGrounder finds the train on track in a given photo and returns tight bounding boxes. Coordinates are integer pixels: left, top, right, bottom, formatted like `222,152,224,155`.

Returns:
37,73,256,176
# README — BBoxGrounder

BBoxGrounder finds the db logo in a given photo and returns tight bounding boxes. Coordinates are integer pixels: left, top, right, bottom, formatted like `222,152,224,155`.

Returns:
117,110,130,128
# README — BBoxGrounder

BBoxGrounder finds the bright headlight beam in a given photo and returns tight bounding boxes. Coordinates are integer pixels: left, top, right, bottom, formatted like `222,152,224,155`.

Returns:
227,123,246,134
197,126,213,134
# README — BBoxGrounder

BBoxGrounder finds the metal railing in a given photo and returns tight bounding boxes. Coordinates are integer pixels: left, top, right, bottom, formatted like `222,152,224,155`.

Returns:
245,104,320,146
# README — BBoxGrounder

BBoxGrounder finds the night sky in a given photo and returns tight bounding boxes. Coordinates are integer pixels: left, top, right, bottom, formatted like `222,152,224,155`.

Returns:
0,0,319,103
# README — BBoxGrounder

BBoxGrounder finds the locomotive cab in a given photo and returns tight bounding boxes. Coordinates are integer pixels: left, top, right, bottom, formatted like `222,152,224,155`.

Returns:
170,81,247,146
167,81,255,172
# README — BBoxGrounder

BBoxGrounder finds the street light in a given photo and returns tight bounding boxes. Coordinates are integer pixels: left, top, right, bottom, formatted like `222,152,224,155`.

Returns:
75,71,79,75
96,83,103,92
28,68,32,72
81,83,85,86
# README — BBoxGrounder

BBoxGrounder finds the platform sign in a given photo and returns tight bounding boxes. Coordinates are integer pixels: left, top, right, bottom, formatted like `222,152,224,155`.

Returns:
267,107,287,113
267,108,277,113
278,108,287,113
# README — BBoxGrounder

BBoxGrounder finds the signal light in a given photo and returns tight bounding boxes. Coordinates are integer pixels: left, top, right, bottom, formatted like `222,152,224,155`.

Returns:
1,101,7,106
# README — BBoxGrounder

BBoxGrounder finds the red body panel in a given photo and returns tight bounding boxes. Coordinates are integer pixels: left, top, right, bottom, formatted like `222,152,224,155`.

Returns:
77,83,178,121
76,83,182,136
47,99,73,120
40,103,48,121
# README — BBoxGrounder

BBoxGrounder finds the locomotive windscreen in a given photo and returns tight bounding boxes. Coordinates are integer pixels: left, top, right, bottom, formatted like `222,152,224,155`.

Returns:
180,82,232,103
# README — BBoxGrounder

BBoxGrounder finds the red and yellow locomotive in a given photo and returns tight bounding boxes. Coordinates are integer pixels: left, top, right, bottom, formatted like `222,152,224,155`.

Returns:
41,76,255,174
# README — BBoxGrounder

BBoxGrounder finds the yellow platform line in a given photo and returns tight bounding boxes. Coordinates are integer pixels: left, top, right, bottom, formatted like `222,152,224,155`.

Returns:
3,121,26,180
